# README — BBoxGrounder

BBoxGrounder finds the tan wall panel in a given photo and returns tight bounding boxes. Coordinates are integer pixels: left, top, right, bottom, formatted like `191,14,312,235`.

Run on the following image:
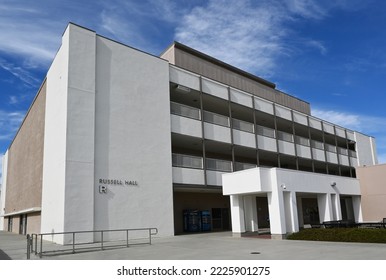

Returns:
4,82,46,214
27,212,41,234
357,164,386,221
173,48,310,114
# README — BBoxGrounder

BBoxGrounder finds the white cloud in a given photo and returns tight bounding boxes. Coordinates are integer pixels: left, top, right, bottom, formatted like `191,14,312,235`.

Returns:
285,0,328,19
312,108,386,164
175,0,291,77
0,110,25,141
0,58,41,87
312,108,386,134
173,0,359,77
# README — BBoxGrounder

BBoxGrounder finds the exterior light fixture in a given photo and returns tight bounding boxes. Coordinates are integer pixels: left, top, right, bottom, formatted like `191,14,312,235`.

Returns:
280,184,286,189
176,84,191,93
330,182,336,187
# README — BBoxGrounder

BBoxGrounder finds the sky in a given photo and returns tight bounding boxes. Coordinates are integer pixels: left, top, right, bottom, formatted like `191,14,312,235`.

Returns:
1,0,386,183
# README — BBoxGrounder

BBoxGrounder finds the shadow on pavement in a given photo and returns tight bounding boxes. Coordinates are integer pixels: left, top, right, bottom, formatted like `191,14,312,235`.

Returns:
0,249,11,260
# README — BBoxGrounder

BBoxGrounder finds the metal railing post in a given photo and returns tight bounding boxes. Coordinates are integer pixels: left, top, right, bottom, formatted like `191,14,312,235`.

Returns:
34,234,37,255
72,232,75,254
101,231,104,250
40,234,43,258
126,230,129,247
149,228,151,245
26,234,30,260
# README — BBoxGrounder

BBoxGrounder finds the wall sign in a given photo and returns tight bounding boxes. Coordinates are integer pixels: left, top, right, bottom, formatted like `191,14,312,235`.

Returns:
98,178,139,194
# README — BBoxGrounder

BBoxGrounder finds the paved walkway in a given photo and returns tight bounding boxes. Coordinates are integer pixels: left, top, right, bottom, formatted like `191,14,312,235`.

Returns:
1,230,386,260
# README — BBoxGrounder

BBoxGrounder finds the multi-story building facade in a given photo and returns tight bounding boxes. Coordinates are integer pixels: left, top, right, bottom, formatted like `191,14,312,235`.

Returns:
0,23,378,242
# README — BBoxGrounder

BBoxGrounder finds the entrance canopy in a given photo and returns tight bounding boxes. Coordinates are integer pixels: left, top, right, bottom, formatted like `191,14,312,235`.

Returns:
222,167,362,238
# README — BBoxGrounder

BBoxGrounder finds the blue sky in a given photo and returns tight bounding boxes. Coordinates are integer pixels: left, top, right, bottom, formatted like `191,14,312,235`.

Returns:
1,0,386,182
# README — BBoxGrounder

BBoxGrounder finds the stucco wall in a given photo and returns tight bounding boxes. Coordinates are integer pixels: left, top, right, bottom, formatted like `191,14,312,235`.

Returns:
4,82,46,217
357,164,386,222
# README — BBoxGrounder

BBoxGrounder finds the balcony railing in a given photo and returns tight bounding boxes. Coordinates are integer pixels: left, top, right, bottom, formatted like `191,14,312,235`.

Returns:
277,131,294,143
337,147,348,156
172,153,203,169
170,102,201,120
203,111,230,127
232,118,254,133
234,162,257,171
311,140,324,150
171,102,359,161
349,150,357,158
325,144,337,153
206,158,232,172
256,125,275,138
295,135,310,146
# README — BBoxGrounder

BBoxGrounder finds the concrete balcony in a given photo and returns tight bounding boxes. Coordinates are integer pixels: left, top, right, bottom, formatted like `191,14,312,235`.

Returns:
171,114,202,138
206,170,228,186
296,144,312,159
323,122,335,134
350,157,359,167
339,154,350,166
293,111,308,126
230,88,253,108
254,97,274,115
257,135,277,152
278,140,295,156
309,117,322,130
202,77,228,100
275,105,292,121
312,148,326,161
204,123,231,143
232,129,256,148
170,66,200,91
326,151,338,164
172,167,205,185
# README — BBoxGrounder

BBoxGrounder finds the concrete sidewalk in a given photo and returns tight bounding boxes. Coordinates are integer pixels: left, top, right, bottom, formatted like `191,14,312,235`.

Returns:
1,230,386,260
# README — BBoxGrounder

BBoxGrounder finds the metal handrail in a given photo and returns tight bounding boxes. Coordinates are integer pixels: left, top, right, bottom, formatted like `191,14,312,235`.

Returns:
27,227,158,259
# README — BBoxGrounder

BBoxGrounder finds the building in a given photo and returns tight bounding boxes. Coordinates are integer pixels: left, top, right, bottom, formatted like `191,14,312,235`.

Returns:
0,23,378,243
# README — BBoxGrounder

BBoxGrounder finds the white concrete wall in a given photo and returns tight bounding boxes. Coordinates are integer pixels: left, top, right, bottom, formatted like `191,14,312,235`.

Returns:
63,25,96,242
355,132,378,166
41,24,97,244
41,26,70,243
0,151,8,230
94,36,174,237
275,168,361,195
223,168,272,195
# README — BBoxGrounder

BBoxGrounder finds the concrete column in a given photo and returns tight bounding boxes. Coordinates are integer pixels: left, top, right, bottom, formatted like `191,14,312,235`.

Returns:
267,188,286,237
352,196,363,222
317,193,333,223
230,195,246,235
284,191,299,233
331,194,342,221
244,196,258,232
